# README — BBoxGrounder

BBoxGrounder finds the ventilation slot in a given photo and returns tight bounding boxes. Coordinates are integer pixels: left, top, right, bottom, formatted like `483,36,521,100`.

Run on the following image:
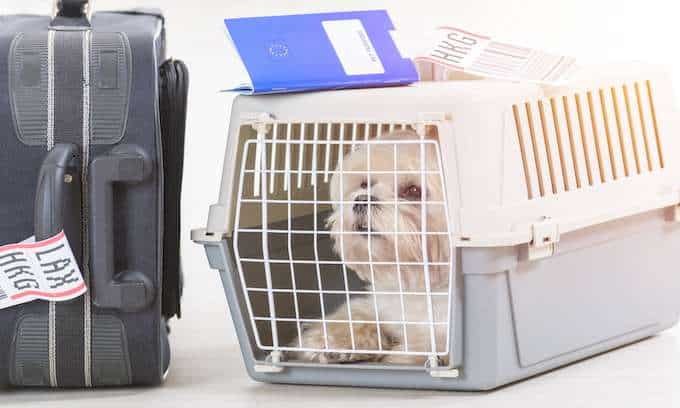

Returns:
513,80,665,199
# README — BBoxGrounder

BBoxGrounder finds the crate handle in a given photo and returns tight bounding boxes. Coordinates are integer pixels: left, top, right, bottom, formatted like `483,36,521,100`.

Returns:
89,145,155,311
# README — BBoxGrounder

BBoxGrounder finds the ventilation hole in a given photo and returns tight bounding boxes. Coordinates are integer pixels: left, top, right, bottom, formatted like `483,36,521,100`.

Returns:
575,93,595,186
635,82,654,172
610,87,630,177
598,89,618,180
586,91,607,183
513,104,534,199
550,98,570,191
538,100,558,194
646,80,664,168
525,102,546,196
562,95,582,189
622,85,642,174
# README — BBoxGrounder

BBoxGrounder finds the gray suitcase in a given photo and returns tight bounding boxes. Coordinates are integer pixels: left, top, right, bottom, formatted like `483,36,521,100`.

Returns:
0,0,188,387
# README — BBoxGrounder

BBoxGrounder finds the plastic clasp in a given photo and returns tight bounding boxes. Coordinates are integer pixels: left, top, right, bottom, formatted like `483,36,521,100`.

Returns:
526,216,559,261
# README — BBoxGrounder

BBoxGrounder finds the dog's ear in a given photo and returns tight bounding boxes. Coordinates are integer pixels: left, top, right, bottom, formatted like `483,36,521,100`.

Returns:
427,231,451,289
424,124,439,140
396,230,451,290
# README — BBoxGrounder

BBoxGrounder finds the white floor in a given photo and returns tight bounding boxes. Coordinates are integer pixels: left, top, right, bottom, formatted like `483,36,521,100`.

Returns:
5,1,680,406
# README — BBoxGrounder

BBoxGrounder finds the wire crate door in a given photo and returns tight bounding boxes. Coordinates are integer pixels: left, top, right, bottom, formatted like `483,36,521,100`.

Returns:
232,120,456,369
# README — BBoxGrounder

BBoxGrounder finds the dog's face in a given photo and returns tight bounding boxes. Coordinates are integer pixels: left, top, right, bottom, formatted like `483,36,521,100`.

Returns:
326,130,451,291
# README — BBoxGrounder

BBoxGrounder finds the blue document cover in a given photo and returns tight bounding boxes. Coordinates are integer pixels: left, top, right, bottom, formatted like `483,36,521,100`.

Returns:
224,10,418,94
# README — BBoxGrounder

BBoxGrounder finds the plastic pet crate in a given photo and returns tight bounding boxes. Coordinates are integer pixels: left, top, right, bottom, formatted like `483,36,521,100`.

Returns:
192,63,680,390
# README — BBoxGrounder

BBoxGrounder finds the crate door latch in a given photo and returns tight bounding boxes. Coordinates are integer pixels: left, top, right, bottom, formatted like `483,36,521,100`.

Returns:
527,217,559,261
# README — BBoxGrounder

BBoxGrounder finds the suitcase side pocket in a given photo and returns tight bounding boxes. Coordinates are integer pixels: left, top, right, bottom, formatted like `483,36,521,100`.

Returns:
159,59,188,319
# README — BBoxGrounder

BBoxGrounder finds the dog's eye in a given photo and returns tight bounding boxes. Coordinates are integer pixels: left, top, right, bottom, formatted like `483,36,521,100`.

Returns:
400,184,422,200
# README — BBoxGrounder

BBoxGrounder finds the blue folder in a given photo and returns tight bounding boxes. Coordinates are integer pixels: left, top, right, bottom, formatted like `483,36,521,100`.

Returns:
224,10,418,94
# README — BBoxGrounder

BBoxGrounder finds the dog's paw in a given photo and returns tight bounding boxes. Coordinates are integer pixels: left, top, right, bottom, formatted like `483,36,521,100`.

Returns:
292,350,376,364
289,322,384,364
381,354,427,366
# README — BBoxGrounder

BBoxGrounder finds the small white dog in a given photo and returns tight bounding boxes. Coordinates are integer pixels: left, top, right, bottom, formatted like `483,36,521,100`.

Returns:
291,129,451,365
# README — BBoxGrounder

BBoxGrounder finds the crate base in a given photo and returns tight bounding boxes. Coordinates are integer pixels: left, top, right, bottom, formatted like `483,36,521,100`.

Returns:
198,207,680,391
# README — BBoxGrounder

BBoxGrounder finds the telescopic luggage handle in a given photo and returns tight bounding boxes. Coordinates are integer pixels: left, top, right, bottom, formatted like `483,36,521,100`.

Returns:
35,144,81,242
89,145,155,312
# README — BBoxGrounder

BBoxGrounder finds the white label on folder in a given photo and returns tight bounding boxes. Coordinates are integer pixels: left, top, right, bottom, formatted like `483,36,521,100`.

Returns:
0,231,87,310
416,27,577,84
323,19,386,76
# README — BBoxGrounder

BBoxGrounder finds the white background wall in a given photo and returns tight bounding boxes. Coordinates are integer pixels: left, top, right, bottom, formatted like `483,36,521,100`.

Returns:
3,1,680,405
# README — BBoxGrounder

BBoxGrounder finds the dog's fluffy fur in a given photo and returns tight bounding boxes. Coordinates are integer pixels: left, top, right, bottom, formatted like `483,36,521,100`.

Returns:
291,129,451,365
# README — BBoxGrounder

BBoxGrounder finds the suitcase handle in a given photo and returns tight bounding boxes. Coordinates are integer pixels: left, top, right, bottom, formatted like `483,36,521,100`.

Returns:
51,0,93,26
89,145,155,311
35,144,81,241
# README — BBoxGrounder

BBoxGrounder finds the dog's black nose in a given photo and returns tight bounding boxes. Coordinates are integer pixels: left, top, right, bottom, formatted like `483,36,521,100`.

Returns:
353,195,378,213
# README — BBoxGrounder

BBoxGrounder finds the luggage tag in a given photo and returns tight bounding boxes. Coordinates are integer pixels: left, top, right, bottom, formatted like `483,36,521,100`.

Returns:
392,26,577,84
0,231,87,310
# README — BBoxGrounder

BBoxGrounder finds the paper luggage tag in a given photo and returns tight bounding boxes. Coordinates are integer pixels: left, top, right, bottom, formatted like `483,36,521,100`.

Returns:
413,26,577,84
0,231,87,310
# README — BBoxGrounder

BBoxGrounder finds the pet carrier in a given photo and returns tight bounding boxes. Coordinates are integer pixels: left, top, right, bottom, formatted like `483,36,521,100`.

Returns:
192,62,680,390
0,2,188,387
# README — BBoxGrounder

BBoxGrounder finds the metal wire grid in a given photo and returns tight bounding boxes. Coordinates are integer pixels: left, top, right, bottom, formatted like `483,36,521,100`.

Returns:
232,120,455,362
